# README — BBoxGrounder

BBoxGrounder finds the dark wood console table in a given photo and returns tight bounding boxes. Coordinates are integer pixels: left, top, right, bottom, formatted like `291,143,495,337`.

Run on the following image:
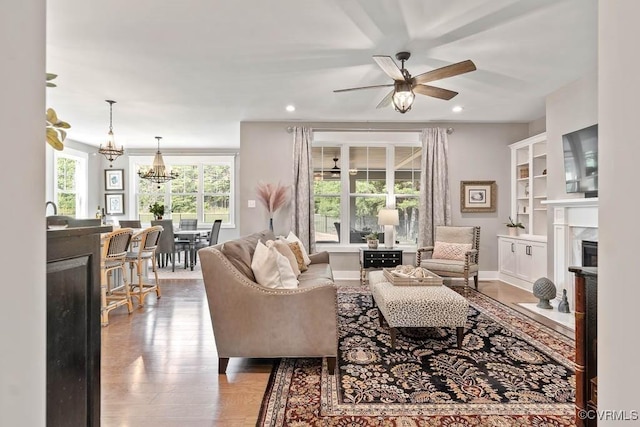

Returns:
47,226,110,426
359,248,403,284
569,266,597,427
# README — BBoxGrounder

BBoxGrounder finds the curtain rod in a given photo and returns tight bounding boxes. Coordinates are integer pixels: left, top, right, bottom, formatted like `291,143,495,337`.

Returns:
286,126,453,134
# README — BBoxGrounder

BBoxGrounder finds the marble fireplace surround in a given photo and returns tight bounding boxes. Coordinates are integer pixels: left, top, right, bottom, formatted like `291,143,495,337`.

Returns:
541,198,598,308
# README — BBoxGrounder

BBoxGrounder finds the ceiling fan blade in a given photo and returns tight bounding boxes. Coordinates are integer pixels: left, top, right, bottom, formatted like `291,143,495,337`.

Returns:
376,89,394,109
372,55,405,81
413,84,458,100
413,60,477,85
334,84,393,93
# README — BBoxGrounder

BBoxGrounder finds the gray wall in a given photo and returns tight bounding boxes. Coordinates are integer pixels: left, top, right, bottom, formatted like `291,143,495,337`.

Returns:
240,121,529,275
544,72,598,279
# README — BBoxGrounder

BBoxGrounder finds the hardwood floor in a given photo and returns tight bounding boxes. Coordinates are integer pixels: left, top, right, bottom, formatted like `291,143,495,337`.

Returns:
101,278,573,426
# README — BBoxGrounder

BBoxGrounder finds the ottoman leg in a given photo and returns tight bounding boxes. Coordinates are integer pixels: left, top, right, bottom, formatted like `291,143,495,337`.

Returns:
390,327,397,348
377,307,385,327
456,327,464,348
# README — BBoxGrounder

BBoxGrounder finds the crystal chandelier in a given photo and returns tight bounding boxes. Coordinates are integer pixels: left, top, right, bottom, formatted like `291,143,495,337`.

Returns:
138,136,178,188
98,100,124,167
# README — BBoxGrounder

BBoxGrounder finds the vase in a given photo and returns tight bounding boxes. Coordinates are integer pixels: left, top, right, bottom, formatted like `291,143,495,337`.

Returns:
367,239,379,249
269,218,273,232
508,227,518,237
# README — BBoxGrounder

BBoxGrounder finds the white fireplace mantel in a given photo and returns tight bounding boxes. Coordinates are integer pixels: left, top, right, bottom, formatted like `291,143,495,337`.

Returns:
541,198,598,308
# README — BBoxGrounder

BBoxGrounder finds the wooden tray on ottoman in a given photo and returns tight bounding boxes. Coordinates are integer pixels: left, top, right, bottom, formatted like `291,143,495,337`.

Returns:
383,268,443,286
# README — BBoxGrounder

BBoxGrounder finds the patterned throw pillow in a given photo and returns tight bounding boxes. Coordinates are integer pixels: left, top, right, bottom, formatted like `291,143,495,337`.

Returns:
432,241,472,261
288,241,309,272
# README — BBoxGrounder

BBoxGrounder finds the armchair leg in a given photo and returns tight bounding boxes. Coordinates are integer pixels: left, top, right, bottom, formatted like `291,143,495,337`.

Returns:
218,357,229,374
326,357,336,375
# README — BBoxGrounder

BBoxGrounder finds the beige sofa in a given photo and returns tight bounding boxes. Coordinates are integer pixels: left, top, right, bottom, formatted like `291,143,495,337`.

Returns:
198,230,338,374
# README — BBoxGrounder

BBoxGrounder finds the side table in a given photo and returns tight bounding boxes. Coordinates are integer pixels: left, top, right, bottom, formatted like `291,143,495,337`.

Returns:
359,248,403,284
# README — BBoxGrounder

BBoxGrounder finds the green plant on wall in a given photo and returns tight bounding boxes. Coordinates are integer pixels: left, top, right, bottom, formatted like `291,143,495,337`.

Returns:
46,73,71,151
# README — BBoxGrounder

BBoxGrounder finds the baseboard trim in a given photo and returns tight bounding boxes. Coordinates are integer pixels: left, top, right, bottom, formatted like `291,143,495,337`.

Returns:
498,273,534,293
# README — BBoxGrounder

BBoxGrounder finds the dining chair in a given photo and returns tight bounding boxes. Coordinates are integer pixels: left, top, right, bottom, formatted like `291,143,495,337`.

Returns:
125,225,163,307
100,228,134,326
119,220,142,228
152,219,190,271
179,218,198,230
194,220,222,264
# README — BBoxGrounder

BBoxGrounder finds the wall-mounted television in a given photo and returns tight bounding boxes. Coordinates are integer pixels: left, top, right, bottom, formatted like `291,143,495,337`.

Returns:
562,124,598,197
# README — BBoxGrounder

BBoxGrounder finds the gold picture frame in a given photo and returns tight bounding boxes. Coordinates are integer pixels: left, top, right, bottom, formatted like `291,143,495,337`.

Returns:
460,181,496,213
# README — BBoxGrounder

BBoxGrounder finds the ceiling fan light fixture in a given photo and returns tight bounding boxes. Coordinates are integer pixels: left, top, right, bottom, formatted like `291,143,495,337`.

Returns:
330,157,341,177
452,105,463,113
392,81,415,114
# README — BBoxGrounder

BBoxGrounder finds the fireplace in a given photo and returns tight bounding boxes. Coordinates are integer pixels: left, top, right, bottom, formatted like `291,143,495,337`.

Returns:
582,240,598,267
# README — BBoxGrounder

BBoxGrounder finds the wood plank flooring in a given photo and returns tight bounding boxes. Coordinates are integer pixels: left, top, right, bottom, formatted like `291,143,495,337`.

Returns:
101,278,573,426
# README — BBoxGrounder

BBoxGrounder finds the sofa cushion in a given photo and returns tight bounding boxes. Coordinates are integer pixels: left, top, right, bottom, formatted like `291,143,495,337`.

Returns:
420,258,479,274
432,241,472,261
251,240,298,289
221,230,275,281
298,263,334,288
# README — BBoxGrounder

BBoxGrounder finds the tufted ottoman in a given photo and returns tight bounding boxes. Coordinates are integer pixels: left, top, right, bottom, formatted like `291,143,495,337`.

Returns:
369,270,469,349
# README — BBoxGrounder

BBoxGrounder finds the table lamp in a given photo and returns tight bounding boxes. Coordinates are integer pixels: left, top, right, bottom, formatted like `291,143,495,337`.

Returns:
378,208,399,249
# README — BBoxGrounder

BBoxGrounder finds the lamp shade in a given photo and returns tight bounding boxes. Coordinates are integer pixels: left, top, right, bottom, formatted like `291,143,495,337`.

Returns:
378,208,399,226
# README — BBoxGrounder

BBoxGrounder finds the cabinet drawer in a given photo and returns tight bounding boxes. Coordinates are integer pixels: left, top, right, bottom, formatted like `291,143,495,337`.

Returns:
362,253,402,268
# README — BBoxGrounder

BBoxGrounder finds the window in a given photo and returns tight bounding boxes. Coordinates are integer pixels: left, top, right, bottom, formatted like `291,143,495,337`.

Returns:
53,150,87,218
130,155,234,226
312,134,420,245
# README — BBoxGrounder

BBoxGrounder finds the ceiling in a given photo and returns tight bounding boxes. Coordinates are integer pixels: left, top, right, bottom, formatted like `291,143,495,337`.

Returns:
46,0,597,150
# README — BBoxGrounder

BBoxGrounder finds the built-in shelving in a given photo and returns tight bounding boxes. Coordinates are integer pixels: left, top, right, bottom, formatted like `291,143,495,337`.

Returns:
509,133,547,237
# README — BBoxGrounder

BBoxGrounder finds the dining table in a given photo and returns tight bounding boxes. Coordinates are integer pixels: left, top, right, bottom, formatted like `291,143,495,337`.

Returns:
174,229,208,270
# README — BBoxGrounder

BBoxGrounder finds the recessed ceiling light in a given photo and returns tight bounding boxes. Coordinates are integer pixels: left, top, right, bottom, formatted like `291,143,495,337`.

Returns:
452,105,463,113
286,105,296,112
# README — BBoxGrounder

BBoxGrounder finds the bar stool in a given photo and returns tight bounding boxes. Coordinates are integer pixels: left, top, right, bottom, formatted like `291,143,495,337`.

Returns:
100,228,134,326
125,225,163,307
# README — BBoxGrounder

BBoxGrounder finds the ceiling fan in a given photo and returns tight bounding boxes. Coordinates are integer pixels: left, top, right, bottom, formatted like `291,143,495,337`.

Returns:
334,52,476,113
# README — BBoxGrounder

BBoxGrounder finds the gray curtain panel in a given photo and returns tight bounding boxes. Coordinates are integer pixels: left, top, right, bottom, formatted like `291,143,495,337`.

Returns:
290,126,316,254
418,128,452,247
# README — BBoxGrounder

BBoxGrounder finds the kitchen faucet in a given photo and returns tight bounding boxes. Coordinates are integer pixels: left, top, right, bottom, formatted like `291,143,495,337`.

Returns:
45,201,58,215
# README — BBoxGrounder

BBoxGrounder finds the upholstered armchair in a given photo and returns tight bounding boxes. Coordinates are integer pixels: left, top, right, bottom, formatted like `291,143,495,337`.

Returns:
416,226,480,290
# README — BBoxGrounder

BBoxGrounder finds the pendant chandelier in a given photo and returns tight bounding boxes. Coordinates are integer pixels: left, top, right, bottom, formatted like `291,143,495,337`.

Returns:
138,136,178,188
98,100,125,167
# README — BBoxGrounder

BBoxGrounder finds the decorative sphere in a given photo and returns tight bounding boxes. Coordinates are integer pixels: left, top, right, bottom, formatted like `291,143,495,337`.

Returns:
533,277,556,309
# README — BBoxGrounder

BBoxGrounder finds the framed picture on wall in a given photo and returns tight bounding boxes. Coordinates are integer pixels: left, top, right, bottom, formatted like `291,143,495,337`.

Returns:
460,181,496,212
105,169,124,191
105,193,125,215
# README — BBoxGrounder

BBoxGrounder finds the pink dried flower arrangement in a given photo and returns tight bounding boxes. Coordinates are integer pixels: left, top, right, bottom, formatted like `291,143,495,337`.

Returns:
255,182,290,215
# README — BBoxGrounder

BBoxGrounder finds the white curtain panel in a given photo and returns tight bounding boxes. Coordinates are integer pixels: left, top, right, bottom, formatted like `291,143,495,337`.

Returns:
418,128,452,247
290,127,316,254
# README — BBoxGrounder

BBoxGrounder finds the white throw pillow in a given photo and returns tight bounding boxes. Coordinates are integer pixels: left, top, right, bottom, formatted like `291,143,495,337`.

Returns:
268,239,301,277
251,241,299,289
284,231,312,265
432,241,473,261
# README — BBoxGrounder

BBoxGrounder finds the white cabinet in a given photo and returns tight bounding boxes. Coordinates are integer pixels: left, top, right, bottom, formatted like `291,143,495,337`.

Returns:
509,133,547,236
498,235,547,292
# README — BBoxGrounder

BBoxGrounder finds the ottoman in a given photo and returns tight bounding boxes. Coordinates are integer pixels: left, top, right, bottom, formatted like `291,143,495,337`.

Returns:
369,270,469,348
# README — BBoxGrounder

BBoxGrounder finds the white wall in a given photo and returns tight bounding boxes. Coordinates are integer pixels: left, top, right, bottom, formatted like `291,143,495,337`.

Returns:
598,0,640,417
0,1,46,425
240,121,529,275
544,74,598,280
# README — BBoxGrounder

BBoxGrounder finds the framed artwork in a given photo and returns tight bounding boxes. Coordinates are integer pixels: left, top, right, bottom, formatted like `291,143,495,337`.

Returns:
105,169,124,191
460,181,497,213
105,193,125,216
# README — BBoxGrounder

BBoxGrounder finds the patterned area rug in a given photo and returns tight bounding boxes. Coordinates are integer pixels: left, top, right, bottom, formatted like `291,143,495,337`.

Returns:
257,287,576,426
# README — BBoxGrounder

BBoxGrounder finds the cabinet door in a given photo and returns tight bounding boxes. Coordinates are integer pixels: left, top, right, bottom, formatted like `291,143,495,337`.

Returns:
530,242,547,280
515,241,533,281
498,238,517,276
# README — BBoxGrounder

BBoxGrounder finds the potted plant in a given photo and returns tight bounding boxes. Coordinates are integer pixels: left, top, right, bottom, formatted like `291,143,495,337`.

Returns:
149,202,165,220
364,232,379,249
506,216,525,236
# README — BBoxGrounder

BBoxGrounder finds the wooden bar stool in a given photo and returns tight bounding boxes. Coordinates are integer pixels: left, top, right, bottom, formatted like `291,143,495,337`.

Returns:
100,227,134,326
125,225,163,307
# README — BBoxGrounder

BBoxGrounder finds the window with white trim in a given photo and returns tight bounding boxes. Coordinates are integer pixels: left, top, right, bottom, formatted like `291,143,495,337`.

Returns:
312,134,420,245
130,155,234,226
53,150,87,218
